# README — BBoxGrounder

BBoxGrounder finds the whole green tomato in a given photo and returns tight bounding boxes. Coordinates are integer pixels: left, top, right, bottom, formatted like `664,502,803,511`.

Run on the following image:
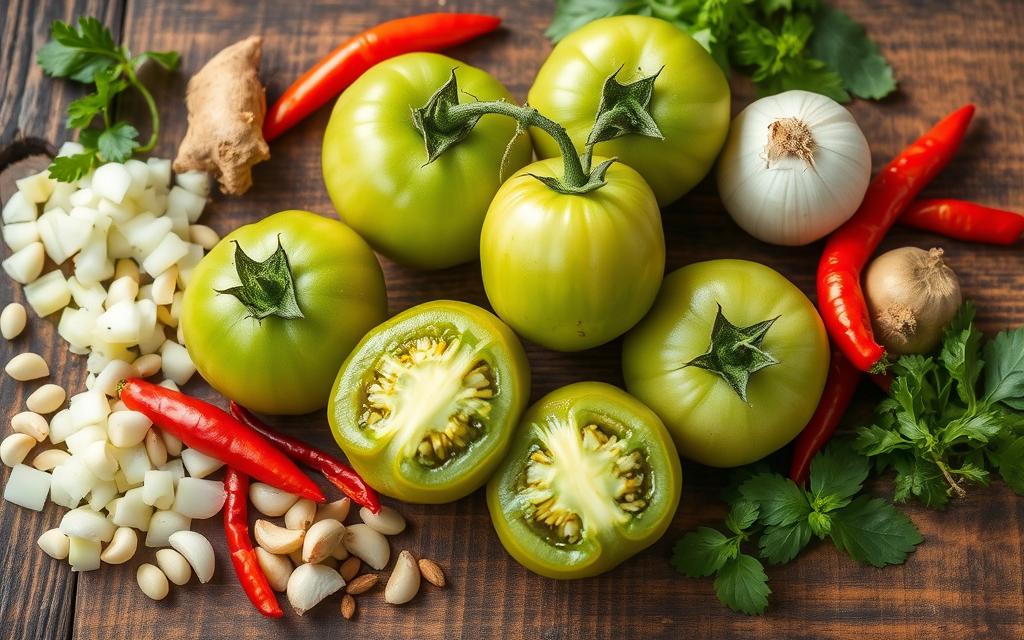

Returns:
322,52,532,269
527,15,731,206
182,210,387,415
487,382,682,579
480,157,664,352
329,301,530,504
622,260,829,467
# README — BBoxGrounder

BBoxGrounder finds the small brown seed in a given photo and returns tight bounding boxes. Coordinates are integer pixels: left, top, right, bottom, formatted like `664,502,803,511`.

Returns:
340,594,356,620
418,558,446,588
345,573,379,595
339,556,361,582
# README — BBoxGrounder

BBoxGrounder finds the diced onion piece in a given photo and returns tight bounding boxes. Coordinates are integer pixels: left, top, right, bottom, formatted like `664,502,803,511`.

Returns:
160,340,195,386
176,243,205,289
146,158,172,192
146,510,191,548
58,141,85,157
175,171,211,198
167,186,206,224
72,215,113,285
172,477,227,519
94,300,142,344
88,479,118,511
3,221,40,252
81,440,119,481
158,458,185,486
164,205,189,240
142,233,189,278
87,340,135,375
54,208,94,258
105,276,139,307
64,424,107,455
50,457,98,507
107,227,133,259
67,276,107,311
92,163,132,204
143,469,176,509
3,191,38,224
48,409,79,444
3,242,45,285
136,299,158,338
60,506,116,542
97,197,136,224
124,159,149,199
68,536,102,571
94,359,137,398
58,307,99,350
17,171,55,204
137,324,168,356
68,187,98,208
180,448,224,479
69,391,111,429
112,443,152,485
3,464,51,510
152,266,177,306
119,213,172,255
110,487,154,530
44,182,76,212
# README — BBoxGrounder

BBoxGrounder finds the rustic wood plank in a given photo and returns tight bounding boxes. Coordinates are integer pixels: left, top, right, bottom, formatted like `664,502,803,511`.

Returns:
0,3,126,638
0,0,1021,638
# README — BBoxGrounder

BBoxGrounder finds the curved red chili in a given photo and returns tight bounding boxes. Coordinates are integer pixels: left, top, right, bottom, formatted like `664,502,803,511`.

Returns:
118,378,324,502
230,402,381,514
789,350,862,485
224,467,284,618
263,13,502,141
900,198,1024,245
817,105,975,373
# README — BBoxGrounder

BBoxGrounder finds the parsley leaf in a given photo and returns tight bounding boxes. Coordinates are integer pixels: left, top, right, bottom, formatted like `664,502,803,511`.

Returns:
829,496,923,567
740,473,810,526
546,0,658,42
672,527,738,577
991,435,1024,495
758,521,811,564
36,16,178,181
983,326,1024,410
808,6,896,100
714,554,771,615
724,500,760,534
809,442,869,505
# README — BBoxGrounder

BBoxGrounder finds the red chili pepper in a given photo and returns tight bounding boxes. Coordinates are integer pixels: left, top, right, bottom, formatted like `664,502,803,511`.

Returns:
899,198,1024,245
263,13,502,141
789,350,862,486
817,105,975,373
224,467,284,618
118,378,324,502
230,402,381,514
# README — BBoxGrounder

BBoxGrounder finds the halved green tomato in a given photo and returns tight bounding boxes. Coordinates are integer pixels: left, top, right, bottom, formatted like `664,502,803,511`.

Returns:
487,382,682,579
329,300,530,504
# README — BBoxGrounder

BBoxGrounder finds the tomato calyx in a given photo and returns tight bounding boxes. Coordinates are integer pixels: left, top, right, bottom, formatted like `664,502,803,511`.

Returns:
684,304,780,402
216,237,304,320
412,70,614,195
581,67,664,168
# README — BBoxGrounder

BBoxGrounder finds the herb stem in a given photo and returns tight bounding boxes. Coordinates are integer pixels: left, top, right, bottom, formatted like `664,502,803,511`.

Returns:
935,458,967,497
124,63,160,153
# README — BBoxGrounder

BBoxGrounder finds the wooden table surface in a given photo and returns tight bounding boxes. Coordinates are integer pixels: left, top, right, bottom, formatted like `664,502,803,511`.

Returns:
2,0,1023,638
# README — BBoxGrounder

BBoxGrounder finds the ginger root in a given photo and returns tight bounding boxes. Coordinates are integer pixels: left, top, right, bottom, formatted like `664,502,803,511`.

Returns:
174,36,270,195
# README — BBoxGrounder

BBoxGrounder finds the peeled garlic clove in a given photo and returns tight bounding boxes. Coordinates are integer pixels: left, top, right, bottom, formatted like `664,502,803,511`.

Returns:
359,505,406,535
286,563,345,616
385,550,421,605
342,523,389,570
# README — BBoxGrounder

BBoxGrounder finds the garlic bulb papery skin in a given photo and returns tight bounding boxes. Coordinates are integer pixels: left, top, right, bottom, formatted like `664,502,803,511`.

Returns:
716,90,872,246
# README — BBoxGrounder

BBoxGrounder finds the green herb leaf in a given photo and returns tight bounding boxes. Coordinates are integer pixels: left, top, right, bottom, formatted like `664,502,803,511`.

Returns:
758,520,812,564
137,50,180,71
809,443,869,505
991,435,1024,495
546,0,651,42
828,496,923,567
37,17,121,83
940,302,984,406
724,500,759,535
808,6,896,100
983,326,1024,410
855,424,907,456
97,122,139,162
940,410,1002,447
714,554,771,615
740,473,811,527
47,151,97,183
891,455,949,509
672,527,738,577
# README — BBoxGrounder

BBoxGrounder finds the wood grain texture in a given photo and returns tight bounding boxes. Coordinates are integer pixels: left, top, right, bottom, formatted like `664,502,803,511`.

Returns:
1,0,1023,638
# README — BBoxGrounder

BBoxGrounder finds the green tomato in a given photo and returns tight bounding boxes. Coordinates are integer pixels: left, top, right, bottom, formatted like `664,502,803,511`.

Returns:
487,382,682,579
527,15,731,206
182,210,387,415
622,260,830,467
329,300,530,504
480,157,664,351
322,52,532,270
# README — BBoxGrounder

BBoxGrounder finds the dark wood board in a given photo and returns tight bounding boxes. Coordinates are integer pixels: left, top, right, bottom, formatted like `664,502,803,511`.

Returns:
1,0,1023,638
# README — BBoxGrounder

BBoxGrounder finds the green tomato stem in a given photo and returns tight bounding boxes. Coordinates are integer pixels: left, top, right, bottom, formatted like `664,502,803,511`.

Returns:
445,100,589,189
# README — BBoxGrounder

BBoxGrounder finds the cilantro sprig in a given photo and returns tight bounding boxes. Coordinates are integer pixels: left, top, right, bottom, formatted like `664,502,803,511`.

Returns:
37,17,179,182
855,303,1024,507
672,444,921,614
546,0,896,103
